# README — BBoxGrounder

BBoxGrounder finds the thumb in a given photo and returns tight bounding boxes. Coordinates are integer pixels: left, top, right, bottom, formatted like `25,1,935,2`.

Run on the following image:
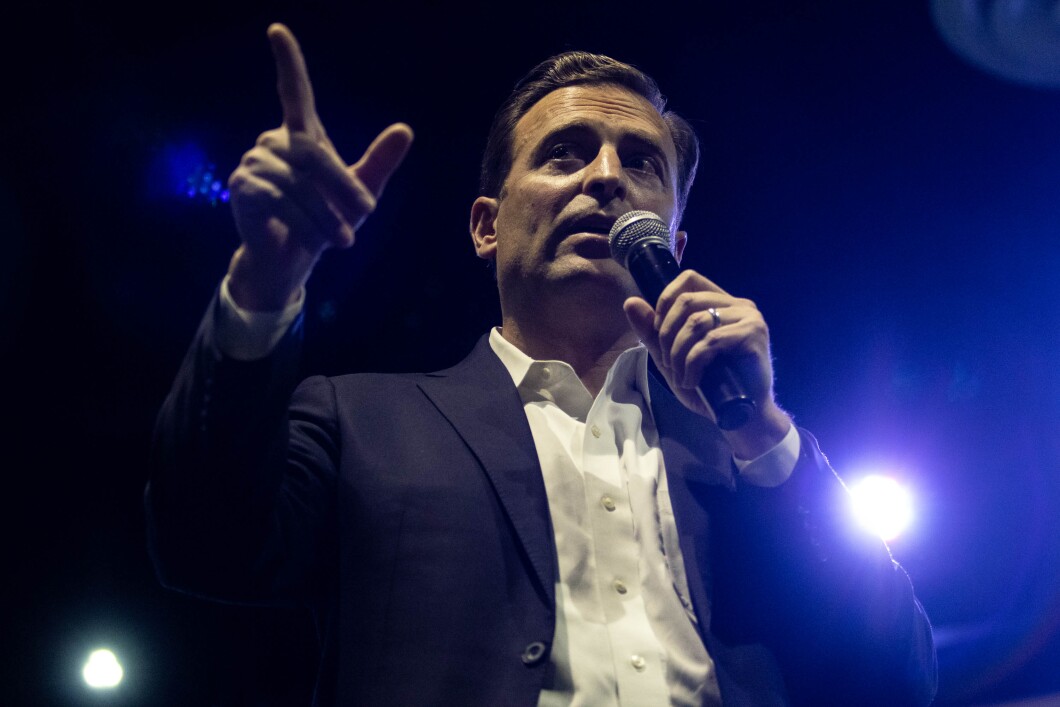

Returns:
624,297,663,362
351,123,414,199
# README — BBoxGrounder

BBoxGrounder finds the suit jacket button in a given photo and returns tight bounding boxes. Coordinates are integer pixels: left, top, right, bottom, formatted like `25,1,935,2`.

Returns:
521,641,549,666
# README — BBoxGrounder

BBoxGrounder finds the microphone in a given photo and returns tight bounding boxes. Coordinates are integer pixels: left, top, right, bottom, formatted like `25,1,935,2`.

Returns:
609,210,756,431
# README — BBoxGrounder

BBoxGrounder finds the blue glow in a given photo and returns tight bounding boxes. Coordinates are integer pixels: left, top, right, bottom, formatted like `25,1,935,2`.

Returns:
185,164,227,205
149,142,230,207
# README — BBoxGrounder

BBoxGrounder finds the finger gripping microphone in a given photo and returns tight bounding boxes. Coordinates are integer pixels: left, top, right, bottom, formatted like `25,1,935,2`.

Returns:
609,210,756,430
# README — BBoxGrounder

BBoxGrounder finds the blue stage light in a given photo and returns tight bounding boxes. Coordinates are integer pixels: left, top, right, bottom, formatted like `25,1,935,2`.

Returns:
184,163,229,206
149,142,230,206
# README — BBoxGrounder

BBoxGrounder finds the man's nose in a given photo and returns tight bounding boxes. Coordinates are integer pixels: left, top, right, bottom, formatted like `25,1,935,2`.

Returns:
582,148,626,202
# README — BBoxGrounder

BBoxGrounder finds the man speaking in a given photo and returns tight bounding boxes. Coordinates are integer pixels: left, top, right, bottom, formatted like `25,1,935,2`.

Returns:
146,23,937,705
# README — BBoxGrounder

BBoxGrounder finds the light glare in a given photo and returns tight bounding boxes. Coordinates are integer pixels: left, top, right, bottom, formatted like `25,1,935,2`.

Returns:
849,475,913,540
82,648,123,689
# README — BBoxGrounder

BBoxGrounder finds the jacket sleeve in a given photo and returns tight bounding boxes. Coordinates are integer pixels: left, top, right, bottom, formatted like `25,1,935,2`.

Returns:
145,295,339,606
707,428,938,706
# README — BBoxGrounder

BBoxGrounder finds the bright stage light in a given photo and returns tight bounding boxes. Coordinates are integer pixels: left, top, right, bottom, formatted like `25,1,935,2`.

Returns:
849,475,913,541
82,648,123,689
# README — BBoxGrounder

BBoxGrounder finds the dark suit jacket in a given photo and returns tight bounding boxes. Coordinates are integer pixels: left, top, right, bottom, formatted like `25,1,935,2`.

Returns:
146,299,937,705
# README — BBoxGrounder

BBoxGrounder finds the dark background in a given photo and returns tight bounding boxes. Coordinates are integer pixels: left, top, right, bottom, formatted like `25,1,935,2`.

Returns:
4,1,1059,704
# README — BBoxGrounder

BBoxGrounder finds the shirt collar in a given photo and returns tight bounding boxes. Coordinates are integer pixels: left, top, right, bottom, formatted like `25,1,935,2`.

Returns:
488,327,652,419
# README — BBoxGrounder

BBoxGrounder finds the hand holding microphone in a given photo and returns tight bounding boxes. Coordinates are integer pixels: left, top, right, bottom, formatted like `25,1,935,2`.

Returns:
610,211,760,431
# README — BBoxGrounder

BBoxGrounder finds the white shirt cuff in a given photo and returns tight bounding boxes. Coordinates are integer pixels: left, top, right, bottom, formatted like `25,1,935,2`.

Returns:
215,275,305,361
732,423,800,488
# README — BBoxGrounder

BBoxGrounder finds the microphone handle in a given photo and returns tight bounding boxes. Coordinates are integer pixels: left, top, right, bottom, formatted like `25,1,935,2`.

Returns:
626,242,756,430
626,239,680,306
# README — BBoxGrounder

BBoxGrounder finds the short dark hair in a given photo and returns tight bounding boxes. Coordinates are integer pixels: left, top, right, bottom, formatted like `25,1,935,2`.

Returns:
479,51,700,219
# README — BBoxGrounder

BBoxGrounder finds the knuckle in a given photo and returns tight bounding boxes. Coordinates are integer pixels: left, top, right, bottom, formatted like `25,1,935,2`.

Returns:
691,310,713,333
343,185,377,217
241,147,267,169
242,179,280,204
256,129,283,148
699,336,718,351
237,181,266,201
360,193,377,215
289,131,322,155
741,311,766,332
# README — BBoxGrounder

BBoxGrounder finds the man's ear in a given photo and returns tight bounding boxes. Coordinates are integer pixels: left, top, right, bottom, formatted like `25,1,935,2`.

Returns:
470,197,499,260
674,230,688,265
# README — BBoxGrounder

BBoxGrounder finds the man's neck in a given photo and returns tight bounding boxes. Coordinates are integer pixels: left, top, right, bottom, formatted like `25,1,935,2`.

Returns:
499,314,640,398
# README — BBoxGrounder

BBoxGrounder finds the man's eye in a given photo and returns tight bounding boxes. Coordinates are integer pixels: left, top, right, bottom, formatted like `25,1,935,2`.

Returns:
626,156,659,175
548,144,576,160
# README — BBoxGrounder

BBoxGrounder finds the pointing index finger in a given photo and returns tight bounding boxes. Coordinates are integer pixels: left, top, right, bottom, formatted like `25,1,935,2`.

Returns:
267,23,319,134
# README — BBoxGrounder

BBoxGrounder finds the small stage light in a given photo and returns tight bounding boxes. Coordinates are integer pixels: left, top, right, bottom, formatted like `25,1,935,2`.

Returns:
82,648,123,689
150,142,231,206
849,474,914,541
184,162,230,206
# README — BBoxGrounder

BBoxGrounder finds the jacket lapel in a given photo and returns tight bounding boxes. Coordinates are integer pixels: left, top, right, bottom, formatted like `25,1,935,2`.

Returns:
649,371,792,704
417,336,557,608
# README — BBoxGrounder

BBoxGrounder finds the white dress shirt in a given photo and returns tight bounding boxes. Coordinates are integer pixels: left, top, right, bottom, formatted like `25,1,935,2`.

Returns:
490,330,719,706
488,330,799,706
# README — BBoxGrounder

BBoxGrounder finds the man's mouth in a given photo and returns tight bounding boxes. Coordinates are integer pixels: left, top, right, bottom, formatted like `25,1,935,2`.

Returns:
566,232,613,259
558,214,620,257
562,214,617,238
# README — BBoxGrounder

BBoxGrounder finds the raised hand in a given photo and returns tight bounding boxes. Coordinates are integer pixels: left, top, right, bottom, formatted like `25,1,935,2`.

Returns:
624,270,792,459
226,23,414,310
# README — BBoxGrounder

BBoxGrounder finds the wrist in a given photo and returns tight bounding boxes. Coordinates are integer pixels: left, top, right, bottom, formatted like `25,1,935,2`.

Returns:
723,399,793,461
227,245,311,311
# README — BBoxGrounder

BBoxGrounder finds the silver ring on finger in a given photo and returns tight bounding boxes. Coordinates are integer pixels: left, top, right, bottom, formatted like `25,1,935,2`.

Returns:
707,307,721,330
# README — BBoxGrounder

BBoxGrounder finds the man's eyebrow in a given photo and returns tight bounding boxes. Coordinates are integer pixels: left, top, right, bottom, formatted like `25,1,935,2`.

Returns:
528,122,592,153
620,131,671,160
529,120,674,164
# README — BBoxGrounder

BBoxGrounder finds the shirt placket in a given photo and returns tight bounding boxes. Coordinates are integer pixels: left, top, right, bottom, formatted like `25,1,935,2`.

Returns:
582,394,670,705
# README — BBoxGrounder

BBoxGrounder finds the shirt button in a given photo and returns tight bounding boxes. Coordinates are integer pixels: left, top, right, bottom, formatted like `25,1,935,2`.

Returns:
600,496,616,512
590,424,601,438
613,579,628,595
541,366,551,379
630,654,646,671
521,641,549,666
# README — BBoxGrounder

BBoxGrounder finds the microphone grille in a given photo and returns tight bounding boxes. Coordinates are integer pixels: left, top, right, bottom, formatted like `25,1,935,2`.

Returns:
608,210,674,266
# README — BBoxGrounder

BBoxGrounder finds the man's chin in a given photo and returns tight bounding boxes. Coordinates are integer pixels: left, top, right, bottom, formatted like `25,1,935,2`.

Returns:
547,258,640,296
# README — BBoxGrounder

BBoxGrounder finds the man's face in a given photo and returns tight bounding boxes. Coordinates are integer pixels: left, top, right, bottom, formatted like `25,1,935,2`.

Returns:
472,83,682,308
